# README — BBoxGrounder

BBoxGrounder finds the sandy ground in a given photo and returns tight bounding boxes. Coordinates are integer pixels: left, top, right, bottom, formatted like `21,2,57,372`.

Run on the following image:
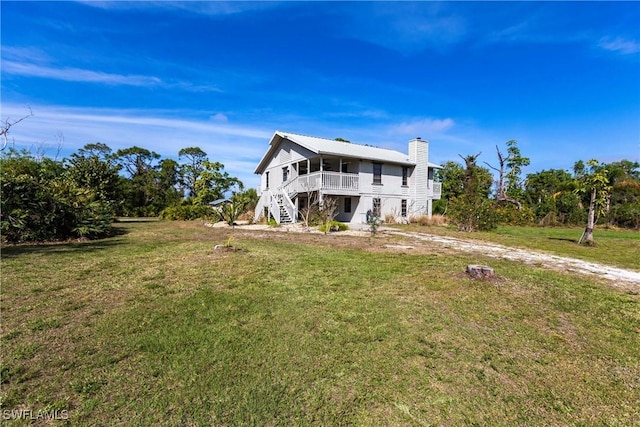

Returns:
208,221,640,293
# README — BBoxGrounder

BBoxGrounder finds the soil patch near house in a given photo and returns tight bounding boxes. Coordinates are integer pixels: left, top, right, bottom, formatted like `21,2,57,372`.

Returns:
213,222,640,293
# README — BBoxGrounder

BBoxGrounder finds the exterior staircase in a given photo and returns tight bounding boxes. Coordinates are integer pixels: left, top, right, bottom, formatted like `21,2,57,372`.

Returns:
254,187,296,225
275,193,294,224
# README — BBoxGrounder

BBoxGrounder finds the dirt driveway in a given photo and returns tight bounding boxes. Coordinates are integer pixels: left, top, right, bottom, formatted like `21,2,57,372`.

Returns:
386,230,640,293
224,222,640,293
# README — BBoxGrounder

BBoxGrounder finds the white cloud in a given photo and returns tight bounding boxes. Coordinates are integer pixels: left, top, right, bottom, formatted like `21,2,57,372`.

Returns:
1,104,272,188
77,1,282,16
210,113,229,123
339,3,467,53
388,118,455,137
1,48,221,92
2,60,163,86
598,36,640,55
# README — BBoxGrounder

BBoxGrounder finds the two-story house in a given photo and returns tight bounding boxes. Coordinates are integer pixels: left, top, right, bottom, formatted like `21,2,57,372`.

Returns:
254,131,442,224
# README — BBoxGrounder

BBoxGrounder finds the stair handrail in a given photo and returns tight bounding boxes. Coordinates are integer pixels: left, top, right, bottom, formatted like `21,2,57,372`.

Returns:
280,176,299,200
254,189,269,223
280,189,297,223
267,190,281,224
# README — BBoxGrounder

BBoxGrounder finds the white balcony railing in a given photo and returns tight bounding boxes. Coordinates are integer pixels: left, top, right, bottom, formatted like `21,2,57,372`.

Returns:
285,171,360,195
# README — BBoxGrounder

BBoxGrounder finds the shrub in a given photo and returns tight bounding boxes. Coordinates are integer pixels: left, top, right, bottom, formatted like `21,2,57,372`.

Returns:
409,214,448,226
318,220,349,233
448,197,498,232
159,204,216,221
1,154,115,243
494,204,536,226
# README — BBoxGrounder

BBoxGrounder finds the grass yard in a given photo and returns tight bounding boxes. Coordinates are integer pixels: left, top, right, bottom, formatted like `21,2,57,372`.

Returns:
1,221,639,426
393,224,640,271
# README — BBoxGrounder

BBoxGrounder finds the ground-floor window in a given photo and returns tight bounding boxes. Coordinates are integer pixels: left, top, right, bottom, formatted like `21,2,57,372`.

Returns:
373,198,381,217
344,197,352,213
401,199,407,217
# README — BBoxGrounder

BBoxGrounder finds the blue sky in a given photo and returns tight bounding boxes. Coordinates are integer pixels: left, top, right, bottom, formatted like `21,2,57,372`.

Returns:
2,1,639,189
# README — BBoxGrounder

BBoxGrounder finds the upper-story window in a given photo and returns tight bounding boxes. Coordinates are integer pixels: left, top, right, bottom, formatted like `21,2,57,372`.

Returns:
282,167,289,182
373,162,382,184
402,167,408,186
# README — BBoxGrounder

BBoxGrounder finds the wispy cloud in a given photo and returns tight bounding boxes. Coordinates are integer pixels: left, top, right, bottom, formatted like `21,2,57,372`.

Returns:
77,1,281,16
2,103,271,187
1,56,221,92
388,118,456,137
338,3,467,53
2,60,163,87
598,36,640,55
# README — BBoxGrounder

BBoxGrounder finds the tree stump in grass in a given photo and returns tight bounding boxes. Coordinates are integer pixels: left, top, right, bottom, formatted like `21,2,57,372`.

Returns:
466,265,495,279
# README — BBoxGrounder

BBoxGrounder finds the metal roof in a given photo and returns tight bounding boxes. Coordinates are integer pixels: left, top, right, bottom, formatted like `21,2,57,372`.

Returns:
255,131,440,174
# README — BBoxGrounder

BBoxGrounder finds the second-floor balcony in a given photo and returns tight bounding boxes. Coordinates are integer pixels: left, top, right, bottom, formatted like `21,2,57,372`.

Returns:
278,171,442,199
281,171,360,197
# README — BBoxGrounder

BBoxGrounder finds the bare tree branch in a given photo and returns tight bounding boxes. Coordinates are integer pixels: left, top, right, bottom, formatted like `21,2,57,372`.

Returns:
1,107,33,151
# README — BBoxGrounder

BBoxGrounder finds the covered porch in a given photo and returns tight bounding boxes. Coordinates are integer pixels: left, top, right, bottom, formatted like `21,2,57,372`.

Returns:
282,170,360,198
281,155,360,198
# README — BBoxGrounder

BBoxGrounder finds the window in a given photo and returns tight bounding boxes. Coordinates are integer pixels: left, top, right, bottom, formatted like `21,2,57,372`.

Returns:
373,162,382,184
341,163,348,173
402,167,408,186
373,198,381,217
401,199,407,217
282,167,289,182
265,171,270,189
344,197,352,213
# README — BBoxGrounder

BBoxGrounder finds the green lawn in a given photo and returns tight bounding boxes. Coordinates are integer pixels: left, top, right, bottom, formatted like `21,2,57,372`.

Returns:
393,224,640,271
1,221,639,425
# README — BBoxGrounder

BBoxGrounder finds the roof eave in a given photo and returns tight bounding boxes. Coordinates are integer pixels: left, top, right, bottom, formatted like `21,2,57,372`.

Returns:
254,131,283,174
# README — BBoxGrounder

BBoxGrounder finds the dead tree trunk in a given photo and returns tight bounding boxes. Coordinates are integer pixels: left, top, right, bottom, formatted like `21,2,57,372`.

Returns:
484,145,522,209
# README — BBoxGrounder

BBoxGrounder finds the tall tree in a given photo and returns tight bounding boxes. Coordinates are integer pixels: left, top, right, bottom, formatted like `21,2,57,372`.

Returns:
178,146,208,198
574,159,611,245
448,153,497,231
484,140,530,208
115,146,161,216
66,143,122,204
193,161,243,205
602,160,640,225
156,158,183,209
115,146,160,178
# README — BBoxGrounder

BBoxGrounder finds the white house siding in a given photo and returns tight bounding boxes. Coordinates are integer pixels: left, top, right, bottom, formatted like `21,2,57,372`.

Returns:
409,138,429,214
348,161,408,221
334,196,360,223
260,139,316,191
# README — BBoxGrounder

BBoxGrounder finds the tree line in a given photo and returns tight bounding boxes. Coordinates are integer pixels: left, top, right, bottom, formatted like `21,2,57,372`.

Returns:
434,140,640,243
1,144,256,243
2,135,638,245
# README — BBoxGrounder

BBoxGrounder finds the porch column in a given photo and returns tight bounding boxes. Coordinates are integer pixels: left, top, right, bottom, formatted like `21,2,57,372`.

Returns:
319,156,324,204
